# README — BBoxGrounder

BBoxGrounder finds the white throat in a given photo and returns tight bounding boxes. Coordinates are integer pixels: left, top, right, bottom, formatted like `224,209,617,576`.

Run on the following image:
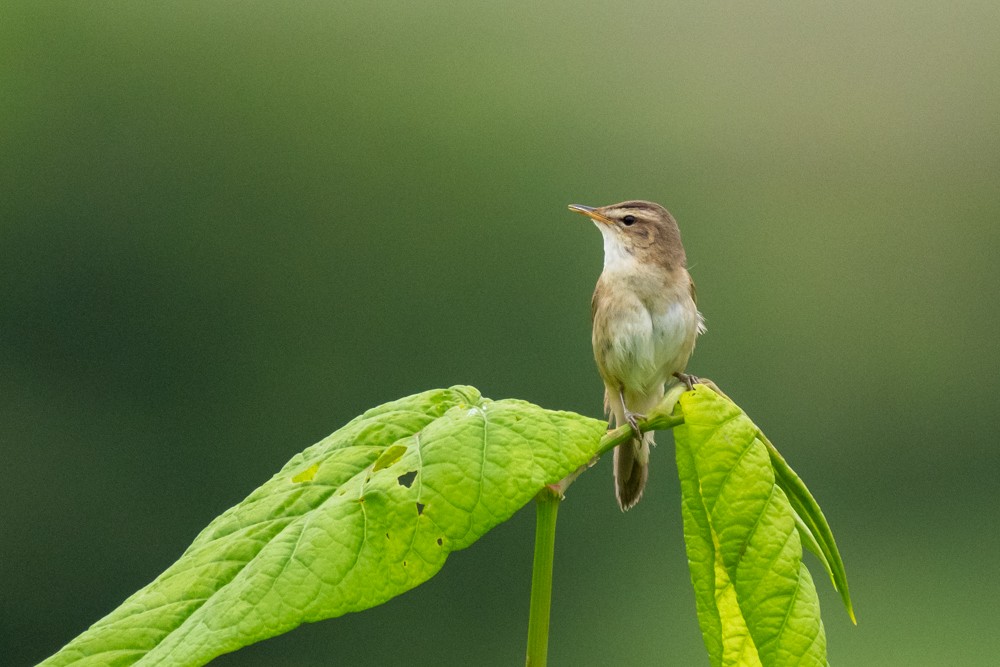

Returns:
598,224,638,272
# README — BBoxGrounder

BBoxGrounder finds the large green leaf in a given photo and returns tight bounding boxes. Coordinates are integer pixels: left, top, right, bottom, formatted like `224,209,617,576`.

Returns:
41,386,608,666
675,385,833,667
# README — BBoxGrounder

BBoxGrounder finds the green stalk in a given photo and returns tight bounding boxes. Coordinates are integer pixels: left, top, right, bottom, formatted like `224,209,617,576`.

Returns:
524,381,691,666
525,488,561,667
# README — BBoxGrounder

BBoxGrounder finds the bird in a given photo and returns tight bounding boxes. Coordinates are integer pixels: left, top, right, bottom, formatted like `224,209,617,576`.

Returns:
569,200,705,511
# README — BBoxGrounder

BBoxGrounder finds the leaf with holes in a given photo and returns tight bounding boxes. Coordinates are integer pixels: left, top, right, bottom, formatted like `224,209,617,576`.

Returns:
675,385,848,667
41,386,608,666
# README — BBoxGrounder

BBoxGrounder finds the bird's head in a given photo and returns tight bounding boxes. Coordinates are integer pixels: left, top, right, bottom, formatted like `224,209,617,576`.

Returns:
568,200,685,271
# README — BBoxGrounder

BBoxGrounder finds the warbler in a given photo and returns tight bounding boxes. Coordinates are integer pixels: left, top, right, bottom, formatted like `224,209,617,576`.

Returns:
569,200,705,510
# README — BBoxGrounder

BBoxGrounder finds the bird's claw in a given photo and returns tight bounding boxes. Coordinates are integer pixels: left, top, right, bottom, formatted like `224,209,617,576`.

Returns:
617,387,645,436
624,409,645,436
673,371,700,391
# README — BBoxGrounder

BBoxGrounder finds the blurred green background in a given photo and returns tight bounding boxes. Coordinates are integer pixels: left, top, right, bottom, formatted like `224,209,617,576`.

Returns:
2,1,998,665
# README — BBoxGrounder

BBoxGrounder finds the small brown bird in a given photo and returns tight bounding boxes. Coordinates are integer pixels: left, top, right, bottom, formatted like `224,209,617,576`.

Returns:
569,200,705,510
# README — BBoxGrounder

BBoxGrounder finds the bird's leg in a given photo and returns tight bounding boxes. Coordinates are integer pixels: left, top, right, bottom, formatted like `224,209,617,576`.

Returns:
673,371,700,391
619,387,645,436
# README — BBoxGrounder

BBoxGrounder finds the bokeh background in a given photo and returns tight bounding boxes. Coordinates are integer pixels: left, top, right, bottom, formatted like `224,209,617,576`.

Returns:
3,2,998,665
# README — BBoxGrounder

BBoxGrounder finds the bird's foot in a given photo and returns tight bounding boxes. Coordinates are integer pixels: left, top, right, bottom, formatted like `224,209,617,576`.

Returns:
673,371,700,391
616,387,645,436
624,408,646,436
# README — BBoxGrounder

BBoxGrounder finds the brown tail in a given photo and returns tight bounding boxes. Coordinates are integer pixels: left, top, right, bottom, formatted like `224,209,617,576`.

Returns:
614,432,651,511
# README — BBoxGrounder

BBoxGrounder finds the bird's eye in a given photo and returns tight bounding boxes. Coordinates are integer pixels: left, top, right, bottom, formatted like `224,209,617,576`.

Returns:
622,215,636,225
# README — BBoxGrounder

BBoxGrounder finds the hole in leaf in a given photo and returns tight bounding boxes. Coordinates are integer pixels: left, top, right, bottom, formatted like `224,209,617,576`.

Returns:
416,502,425,516
436,537,443,546
385,533,390,540
397,470,417,488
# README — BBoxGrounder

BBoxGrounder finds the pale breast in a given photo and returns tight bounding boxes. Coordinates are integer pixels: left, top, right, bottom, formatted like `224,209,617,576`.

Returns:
649,298,699,379
592,270,701,395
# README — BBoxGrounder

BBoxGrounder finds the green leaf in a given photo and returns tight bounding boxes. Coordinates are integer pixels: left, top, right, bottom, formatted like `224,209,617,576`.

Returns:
41,386,608,667
763,435,856,625
675,385,831,667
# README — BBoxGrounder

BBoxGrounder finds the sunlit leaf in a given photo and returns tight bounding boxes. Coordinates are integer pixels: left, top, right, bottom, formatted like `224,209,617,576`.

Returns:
764,436,856,625
675,385,832,667
40,386,608,666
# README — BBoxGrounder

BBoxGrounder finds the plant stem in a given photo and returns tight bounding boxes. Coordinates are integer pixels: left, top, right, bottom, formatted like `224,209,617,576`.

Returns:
595,381,688,458
523,381,694,666
525,488,560,667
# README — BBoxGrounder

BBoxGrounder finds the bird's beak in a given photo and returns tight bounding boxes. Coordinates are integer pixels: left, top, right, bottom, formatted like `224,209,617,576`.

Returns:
568,204,613,226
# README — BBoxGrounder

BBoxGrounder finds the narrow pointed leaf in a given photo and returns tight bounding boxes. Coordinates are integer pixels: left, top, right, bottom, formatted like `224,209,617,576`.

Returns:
41,386,608,667
763,435,856,624
793,512,832,582
675,385,830,667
